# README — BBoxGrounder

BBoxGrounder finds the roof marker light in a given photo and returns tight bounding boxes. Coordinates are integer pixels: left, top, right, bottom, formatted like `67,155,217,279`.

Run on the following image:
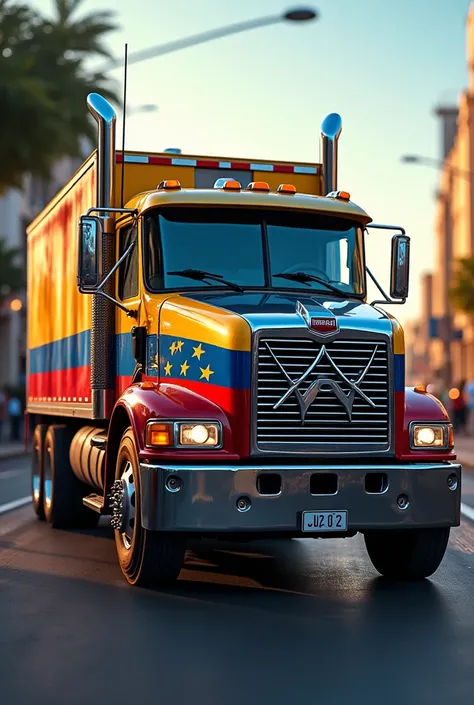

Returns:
214,178,241,190
157,179,181,190
327,190,351,201
247,181,270,192
277,183,297,194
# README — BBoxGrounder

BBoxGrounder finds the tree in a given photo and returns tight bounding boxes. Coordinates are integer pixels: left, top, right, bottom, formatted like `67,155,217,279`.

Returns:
450,257,474,314
0,0,119,191
0,237,25,304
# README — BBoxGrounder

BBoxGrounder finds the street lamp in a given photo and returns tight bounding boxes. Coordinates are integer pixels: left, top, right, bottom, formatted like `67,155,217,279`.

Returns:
99,7,318,71
401,154,474,180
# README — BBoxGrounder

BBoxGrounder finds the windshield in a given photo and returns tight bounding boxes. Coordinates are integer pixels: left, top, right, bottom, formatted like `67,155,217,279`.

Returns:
144,207,366,296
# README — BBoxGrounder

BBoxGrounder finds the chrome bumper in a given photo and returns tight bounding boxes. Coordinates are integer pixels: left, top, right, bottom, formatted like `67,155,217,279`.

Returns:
139,462,461,533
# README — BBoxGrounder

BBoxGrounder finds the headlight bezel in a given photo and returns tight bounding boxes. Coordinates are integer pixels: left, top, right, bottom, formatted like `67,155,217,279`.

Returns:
145,419,223,450
409,421,453,451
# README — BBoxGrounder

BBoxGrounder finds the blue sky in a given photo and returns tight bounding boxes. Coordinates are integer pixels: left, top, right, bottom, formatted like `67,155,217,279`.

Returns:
37,0,472,325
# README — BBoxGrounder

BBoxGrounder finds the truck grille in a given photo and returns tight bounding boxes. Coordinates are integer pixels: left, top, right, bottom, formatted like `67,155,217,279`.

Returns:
256,336,390,451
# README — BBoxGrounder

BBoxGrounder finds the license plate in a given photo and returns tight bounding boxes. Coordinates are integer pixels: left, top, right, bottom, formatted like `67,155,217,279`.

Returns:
302,510,348,532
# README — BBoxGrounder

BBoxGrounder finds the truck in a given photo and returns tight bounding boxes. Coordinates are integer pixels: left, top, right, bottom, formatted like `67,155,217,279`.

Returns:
26,93,461,587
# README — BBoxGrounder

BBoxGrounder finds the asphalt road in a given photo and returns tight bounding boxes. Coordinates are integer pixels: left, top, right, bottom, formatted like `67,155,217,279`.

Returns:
1,456,474,705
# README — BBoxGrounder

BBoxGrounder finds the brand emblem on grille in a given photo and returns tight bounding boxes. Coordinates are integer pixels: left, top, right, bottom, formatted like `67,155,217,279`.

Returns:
265,342,378,423
310,317,338,334
296,301,339,337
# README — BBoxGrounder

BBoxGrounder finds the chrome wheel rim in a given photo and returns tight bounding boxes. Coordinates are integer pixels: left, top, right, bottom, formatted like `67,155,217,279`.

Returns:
32,442,41,504
112,461,136,551
43,445,52,510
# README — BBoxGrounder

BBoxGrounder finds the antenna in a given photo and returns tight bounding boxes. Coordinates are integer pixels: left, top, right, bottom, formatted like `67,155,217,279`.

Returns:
120,43,128,209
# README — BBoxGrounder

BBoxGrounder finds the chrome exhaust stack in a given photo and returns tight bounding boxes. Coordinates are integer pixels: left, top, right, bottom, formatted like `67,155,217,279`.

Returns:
320,113,342,195
86,93,117,418
87,93,116,209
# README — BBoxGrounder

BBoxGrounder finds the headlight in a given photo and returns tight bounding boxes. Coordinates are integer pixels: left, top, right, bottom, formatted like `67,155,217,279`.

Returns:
410,423,453,450
179,423,220,446
145,420,222,448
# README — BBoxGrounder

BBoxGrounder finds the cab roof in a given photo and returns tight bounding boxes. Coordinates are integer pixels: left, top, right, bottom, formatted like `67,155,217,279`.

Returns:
125,188,373,225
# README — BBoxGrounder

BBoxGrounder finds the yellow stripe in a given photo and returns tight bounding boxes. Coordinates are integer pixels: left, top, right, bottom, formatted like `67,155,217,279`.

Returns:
387,313,405,355
27,162,94,348
158,296,251,352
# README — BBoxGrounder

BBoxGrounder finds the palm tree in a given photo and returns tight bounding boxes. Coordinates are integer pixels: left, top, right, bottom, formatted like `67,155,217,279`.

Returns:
0,0,119,191
450,257,474,314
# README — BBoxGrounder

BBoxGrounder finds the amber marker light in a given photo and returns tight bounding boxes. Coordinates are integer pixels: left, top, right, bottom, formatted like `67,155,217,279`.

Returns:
277,183,297,194
247,181,271,192
10,299,22,311
157,179,181,190
146,422,172,447
214,178,241,190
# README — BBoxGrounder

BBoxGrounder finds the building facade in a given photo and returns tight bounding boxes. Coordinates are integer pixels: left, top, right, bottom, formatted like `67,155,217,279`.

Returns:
407,2,474,388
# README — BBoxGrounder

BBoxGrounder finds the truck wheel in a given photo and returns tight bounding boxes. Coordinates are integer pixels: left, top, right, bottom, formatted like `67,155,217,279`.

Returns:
113,428,186,587
31,424,49,519
364,527,450,580
43,425,100,530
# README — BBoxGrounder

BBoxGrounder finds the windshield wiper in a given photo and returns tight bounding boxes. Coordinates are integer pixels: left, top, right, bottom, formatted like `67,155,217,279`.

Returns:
273,272,346,297
167,268,244,293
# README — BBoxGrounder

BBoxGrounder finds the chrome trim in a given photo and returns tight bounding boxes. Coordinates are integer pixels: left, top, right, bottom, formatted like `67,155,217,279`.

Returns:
27,402,95,419
86,93,116,211
145,418,224,450
250,327,394,457
409,421,452,451
320,113,342,195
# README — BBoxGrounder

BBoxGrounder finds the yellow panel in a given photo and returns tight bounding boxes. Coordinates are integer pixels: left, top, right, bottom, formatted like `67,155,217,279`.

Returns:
114,163,195,206
252,171,322,196
159,296,252,352
27,158,95,348
387,313,405,354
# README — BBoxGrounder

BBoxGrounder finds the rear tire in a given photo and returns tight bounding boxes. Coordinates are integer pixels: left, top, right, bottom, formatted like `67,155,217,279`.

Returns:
43,425,100,530
31,424,48,520
114,428,186,587
364,527,450,580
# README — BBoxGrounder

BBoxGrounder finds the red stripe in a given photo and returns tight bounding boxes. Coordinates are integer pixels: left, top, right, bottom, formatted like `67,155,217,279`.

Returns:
231,162,251,170
273,164,295,174
116,153,123,163
148,156,172,165
28,366,91,402
197,160,220,169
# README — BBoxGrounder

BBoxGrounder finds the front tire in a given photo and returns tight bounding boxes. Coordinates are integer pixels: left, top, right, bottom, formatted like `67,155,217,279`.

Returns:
114,428,186,587
364,527,450,580
43,425,100,530
31,424,49,520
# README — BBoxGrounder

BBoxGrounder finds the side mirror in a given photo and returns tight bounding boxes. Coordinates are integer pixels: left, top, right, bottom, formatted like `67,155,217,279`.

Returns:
77,215,103,291
390,234,410,299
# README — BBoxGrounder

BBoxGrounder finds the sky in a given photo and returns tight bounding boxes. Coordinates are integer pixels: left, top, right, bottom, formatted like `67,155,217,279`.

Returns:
35,0,472,326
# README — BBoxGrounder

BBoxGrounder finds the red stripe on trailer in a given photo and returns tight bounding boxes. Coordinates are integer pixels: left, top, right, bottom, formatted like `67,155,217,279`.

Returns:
116,153,123,163
273,164,295,174
197,160,220,168
148,156,172,165
231,162,251,170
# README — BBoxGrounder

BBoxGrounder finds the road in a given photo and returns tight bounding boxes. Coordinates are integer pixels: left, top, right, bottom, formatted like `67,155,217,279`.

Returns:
1,455,474,705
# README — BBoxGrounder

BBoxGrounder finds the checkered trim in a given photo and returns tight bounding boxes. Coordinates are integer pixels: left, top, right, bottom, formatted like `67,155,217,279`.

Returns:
116,153,318,175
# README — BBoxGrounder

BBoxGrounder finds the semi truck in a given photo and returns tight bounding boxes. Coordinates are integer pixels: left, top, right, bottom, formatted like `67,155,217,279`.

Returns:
26,93,461,587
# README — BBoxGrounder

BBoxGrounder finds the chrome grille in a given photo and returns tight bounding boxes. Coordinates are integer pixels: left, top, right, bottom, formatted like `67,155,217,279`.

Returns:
256,336,390,451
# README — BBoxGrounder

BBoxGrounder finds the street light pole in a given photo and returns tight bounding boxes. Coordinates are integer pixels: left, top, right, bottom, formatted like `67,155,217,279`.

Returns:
99,7,318,72
401,154,474,181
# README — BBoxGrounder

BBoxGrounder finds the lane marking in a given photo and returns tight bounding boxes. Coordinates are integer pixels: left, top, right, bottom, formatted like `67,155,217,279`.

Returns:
461,502,474,523
0,496,31,516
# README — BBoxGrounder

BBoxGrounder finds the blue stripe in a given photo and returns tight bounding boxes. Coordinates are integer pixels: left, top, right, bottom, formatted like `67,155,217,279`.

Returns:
116,333,135,377
293,165,317,174
394,354,405,392
159,334,250,389
29,330,91,374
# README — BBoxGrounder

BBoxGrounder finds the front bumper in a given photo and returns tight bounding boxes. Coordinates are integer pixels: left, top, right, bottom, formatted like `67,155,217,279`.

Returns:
139,462,461,533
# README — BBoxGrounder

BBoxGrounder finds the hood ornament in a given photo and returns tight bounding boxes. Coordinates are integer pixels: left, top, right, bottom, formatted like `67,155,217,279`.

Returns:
296,300,339,337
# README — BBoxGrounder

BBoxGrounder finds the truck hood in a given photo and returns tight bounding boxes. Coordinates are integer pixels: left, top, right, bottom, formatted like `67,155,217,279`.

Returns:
182,291,393,338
